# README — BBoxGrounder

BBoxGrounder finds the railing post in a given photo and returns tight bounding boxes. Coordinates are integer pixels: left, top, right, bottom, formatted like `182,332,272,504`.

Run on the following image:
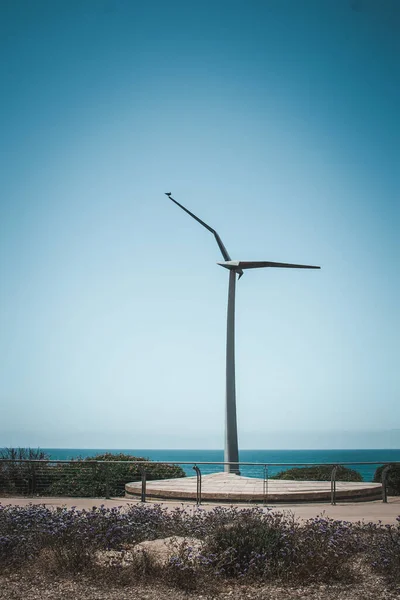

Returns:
105,463,110,499
31,462,37,496
330,465,338,505
263,465,268,505
382,464,391,503
26,461,36,496
141,469,147,503
91,462,98,498
192,465,202,505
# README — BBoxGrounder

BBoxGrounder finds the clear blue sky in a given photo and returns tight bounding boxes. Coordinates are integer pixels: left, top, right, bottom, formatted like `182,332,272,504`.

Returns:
0,0,399,450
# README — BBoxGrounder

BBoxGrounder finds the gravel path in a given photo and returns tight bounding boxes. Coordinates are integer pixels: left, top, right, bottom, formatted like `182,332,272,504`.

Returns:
1,572,399,600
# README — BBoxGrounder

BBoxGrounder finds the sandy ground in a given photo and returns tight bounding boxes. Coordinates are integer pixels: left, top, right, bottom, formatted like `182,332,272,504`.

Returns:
1,495,399,524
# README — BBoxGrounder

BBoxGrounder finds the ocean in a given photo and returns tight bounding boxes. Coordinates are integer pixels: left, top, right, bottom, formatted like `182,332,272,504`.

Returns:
41,449,400,482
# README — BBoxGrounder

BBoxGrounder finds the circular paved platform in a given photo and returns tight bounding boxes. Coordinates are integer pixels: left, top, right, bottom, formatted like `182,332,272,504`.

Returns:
125,472,382,503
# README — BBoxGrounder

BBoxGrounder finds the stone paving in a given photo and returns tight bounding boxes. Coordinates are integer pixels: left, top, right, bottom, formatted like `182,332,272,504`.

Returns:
125,472,382,502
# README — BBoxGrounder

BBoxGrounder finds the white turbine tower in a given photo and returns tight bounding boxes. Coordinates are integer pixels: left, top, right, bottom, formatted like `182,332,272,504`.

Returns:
166,193,320,474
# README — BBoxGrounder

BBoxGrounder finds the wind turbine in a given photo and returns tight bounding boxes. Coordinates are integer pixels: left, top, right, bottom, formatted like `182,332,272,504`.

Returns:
166,193,320,474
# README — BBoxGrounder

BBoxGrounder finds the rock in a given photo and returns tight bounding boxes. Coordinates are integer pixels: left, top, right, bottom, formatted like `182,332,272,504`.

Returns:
96,536,202,568
134,536,202,565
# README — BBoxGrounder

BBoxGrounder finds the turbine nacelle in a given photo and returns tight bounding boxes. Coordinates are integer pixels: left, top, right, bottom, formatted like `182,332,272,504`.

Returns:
217,261,245,278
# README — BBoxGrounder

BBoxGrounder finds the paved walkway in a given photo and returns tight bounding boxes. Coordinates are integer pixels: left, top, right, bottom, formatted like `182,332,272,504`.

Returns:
1,495,399,524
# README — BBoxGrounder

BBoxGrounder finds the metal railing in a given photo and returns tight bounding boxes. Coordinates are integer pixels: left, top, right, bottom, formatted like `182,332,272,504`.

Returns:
0,459,398,505
192,465,202,506
330,465,338,505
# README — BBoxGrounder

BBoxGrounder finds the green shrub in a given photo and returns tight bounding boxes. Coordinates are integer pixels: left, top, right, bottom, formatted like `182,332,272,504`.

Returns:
271,465,363,482
45,453,186,497
202,508,291,579
369,516,400,582
0,449,185,498
200,509,358,583
373,464,400,496
0,448,50,495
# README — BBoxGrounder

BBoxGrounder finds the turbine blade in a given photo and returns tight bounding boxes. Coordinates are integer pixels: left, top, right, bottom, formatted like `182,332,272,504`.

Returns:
166,193,232,262
238,261,320,270
213,232,232,263
218,260,320,270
